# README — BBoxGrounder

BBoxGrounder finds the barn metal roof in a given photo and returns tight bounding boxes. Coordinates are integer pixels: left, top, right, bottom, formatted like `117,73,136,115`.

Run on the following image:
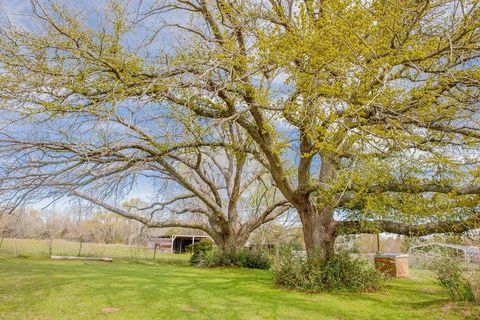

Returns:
149,235,212,239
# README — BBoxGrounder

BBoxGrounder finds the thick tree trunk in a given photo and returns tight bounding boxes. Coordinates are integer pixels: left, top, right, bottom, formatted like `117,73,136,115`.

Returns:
297,154,339,265
299,207,336,265
219,231,248,257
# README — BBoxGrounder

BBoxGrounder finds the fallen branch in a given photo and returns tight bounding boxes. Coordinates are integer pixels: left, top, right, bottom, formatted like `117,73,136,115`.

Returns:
50,256,113,262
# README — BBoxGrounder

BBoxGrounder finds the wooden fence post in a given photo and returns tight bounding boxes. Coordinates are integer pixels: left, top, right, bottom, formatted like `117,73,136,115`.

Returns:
78,241,83,257
48,238,53,257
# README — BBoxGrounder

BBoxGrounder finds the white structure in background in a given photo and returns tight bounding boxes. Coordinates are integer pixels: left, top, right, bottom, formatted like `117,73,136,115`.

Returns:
408,243,480,263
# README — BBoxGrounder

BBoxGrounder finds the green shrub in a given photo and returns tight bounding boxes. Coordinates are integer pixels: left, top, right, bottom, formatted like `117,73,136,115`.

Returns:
236,248,271,270
430,257,475,302
190,244,270,270
201,248,270,270
272,249,382,292
204,249,236,266
468,269,480,303
188,240,213,266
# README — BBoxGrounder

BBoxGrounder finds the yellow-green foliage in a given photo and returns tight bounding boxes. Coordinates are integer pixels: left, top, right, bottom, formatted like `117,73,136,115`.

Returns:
0,0,478,232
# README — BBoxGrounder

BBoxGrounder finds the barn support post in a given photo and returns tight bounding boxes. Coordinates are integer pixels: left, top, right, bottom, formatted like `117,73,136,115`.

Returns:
191,236,195,254
153,244,158,261
171,236,175,254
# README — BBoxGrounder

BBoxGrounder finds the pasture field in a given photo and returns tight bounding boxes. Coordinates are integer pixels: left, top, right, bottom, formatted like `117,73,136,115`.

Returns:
0,240,479,320
0,238,189,264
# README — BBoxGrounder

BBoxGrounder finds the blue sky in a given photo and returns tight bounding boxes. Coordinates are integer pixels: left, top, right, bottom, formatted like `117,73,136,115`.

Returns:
0,0,174,209
0,0,305,211
1,0,102,26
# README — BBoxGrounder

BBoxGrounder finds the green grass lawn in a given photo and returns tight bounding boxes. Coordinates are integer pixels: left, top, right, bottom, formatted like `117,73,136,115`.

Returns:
0,254,478,320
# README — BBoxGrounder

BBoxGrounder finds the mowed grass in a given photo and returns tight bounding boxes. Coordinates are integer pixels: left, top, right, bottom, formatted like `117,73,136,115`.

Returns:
1,255,479,320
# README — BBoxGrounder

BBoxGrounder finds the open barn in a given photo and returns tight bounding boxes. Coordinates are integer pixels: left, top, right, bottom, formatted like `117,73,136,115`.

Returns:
148,235,213,253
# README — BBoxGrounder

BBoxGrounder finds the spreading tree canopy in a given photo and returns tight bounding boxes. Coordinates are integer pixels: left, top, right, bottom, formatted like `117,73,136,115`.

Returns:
0,0,479,261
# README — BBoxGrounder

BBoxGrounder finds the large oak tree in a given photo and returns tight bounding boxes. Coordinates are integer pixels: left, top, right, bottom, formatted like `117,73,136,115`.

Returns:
0,0,479,262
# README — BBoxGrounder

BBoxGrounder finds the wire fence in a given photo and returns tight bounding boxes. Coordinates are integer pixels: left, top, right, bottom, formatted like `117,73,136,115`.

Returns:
0,238,190,264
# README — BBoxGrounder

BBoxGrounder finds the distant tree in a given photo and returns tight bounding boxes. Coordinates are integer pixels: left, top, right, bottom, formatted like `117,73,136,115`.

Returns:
0,208,45,240
42,211,62,256
0,214,8,248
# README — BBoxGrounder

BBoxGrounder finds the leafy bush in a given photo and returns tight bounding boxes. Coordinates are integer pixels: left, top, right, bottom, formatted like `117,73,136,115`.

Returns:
189,243,270,270
188,240,213,266
236,248,271,269
468,269,480,303
272,249,382,292
202,248,271,269
203,249,236,266
430,256,475,302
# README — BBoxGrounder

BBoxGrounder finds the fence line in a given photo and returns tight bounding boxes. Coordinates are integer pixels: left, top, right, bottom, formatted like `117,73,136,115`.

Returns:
0,238,189,263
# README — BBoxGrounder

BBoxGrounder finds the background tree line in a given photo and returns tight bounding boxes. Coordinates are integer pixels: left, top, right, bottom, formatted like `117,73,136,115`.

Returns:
0,206,146,246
